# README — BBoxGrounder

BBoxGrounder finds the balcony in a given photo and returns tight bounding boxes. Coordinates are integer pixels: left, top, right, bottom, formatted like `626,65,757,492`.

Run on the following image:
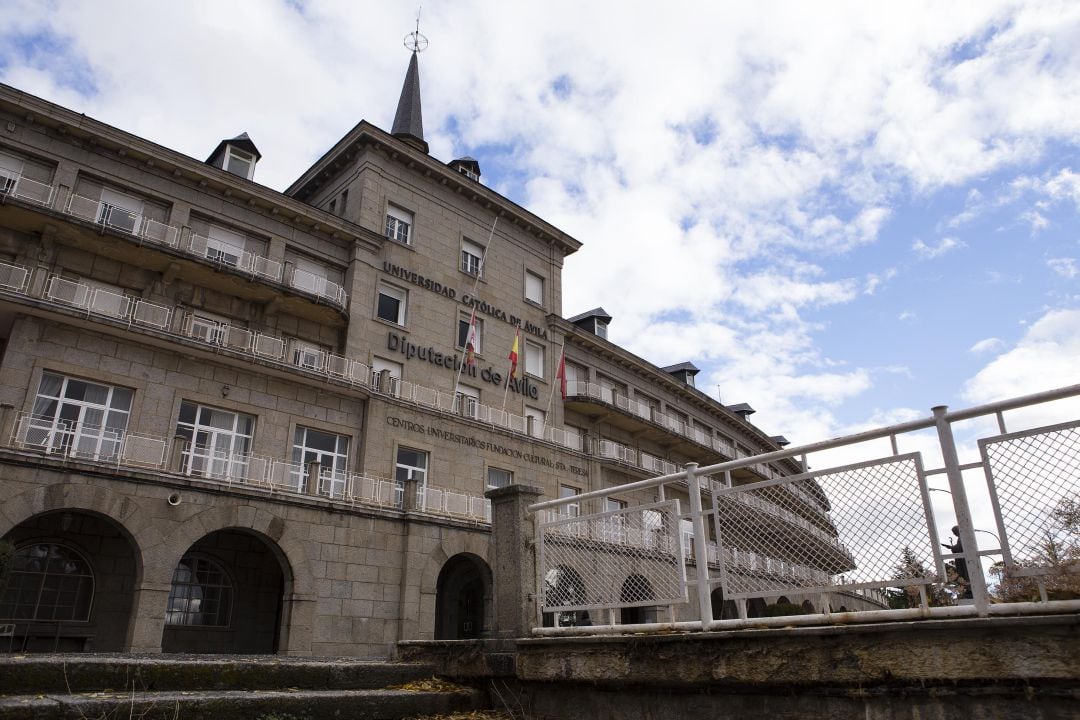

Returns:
1,175,348,314
6,411,491,524
564,380,778,479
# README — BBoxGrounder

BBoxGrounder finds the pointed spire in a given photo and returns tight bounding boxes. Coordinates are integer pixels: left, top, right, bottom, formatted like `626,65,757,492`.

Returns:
392,50,428,154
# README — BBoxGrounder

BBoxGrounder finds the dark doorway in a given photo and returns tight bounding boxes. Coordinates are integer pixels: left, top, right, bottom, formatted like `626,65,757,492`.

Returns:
434,554,491,640
542,565,587,627
161,528,287,654
619,573,658,625
710,587,739,620
0,510,138,652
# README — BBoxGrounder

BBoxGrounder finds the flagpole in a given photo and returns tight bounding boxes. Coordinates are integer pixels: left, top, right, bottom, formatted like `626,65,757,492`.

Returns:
451,216,498,403
545,342,565,418
501,328,519,412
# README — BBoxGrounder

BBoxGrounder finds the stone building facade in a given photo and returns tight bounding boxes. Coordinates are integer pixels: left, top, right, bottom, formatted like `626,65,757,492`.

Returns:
0,53,862,658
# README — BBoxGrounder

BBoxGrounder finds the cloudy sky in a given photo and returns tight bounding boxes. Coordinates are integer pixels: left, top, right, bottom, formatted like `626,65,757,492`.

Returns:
3,0,1080,448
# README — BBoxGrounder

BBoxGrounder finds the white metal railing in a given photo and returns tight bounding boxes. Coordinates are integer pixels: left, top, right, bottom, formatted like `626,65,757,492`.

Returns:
529,384,1080,636
418,484,491,522
3,262,586,454
1,173,54,206
289,267,347,306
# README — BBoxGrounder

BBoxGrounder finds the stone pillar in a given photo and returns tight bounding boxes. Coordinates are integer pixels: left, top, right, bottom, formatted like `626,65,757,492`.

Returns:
485,484,544,639
124,581,172,653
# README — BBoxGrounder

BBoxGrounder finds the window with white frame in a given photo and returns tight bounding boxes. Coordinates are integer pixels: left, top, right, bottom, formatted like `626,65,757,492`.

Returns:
525,270,544,305
205,224,247,267
185,309,233,345
225,146,255,179
395,446,428,507
372,357,403,395
98,187,144,234
289,338,329,370
559,485,581,519
525,341,544,378
165,554,232,627
292,426,349,478
487,467,512,490
0,542,94,622
28,372,133,460
457,314,483,355
598,375,626,405
563,362,586,394
385,204,413,244
174,401,255,478
456,383,480,418
376,283,407,325
525,406,546,438
595,319,608,340
290,255,328,294
461,239,484,276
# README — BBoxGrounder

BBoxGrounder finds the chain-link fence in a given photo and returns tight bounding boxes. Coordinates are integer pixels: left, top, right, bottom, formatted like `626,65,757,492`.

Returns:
530,385,1080,634
538,500,687,623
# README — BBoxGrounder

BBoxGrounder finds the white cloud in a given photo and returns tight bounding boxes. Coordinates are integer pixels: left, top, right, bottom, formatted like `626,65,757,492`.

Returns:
969,337,1005,354
912,237,965,259
962,309,1080,403
1047,257,1079,278
898,310,917,323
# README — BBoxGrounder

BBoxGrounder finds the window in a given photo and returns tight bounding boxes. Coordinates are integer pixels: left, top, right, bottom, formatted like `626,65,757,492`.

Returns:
27,372,133,461
225,146,255,179
0,543,94,622
457,314,483,355
175,401,255,478
98,187,143,234
461,239,484,276
605,498,627,513
487,467,513,491
377,284,407,325
559,485,581,519
0,151,23,194
457,383,480,418
206,224,247,267
395,446,428,507
600,377,626,405
290,255,327,294
525,341,544,378
165,555,232,627
595,319,608,340
289,338,328,370
525,406,546,438
185,309,231,345
563,362,586,395
525,270,544,305
385,204,413,244
339,189,348,215
372,357,403,396
292,426,349,491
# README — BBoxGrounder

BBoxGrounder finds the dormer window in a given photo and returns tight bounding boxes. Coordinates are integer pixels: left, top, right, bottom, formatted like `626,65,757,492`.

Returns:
594,320,608,339
225,147,255,180
457,165,480,181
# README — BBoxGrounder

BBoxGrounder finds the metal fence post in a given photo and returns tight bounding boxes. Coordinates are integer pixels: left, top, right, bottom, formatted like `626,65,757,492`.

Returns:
685,463,712,628
932,406,990,614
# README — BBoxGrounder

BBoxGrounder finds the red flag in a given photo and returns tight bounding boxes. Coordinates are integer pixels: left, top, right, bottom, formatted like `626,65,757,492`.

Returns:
556,347,566,400
464,311,479,367
508,329,520,379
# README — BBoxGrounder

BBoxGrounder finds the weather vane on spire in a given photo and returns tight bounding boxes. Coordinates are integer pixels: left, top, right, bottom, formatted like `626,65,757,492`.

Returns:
404,4,428,53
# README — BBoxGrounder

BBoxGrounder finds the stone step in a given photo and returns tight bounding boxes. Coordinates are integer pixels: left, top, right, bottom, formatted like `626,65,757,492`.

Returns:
0,654,440,695
0,687,486,720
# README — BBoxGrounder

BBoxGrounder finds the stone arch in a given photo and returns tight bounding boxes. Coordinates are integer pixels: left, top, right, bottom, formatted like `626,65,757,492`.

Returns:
1,500,143,652
161,527,289,654
619,573,658,625
710,587,738,620
414,530,491,641
153,502,315,655
542,564,588,628
746,597,768,618
801,599,815,614
434,552,493,640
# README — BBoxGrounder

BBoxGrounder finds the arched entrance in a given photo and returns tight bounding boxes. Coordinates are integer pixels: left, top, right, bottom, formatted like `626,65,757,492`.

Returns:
710,587,738,620
746,597,767,618
542,565,587,627
619,573,658,625
0,510,139,652
434,553,491,640
161,528,287,654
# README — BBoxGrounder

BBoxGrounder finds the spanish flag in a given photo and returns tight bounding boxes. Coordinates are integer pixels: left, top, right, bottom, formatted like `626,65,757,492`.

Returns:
508,329,520,379
464,311,479,367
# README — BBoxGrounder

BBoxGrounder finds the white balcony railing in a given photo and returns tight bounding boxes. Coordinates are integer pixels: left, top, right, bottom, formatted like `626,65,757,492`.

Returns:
1,173,54,206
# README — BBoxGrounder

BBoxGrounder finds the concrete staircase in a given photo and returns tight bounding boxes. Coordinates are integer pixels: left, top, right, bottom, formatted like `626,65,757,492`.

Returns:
0,654,487,719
